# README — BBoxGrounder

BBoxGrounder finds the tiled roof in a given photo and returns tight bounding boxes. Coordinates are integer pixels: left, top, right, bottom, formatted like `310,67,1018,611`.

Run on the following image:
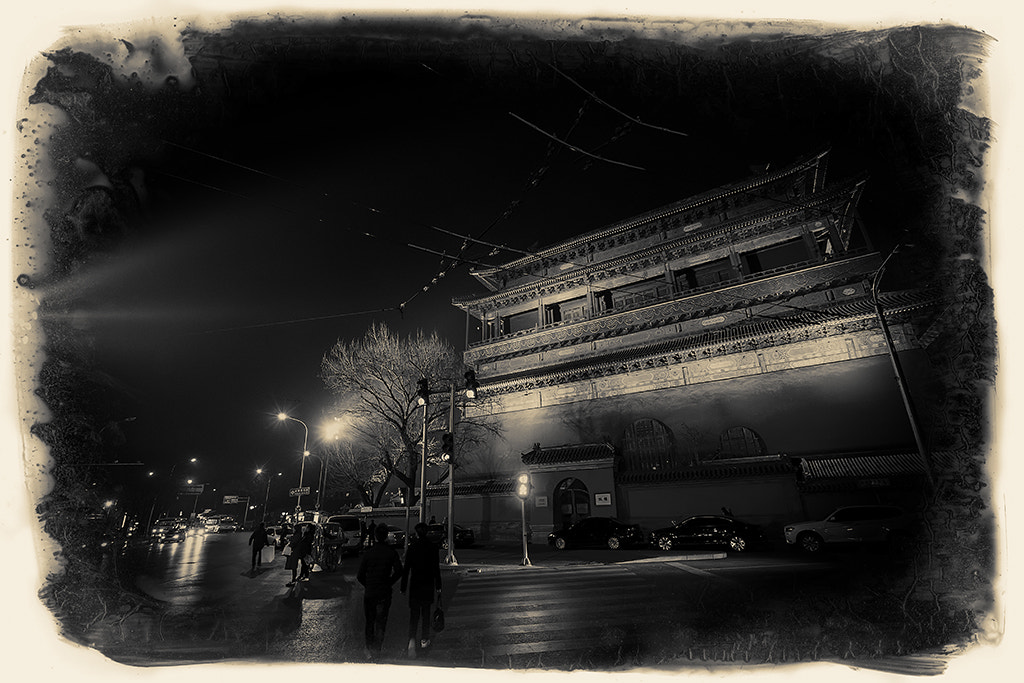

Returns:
424,479,514,498
521,443,616,466
617,458,795,484
469,151,831,277
798,452,924,480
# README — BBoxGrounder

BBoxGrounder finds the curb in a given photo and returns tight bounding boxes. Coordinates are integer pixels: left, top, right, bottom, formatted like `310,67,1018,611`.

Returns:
448,551,726,575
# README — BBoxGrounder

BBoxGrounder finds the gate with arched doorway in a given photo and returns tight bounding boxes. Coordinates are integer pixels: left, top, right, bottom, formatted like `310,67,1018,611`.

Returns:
553,477,590,530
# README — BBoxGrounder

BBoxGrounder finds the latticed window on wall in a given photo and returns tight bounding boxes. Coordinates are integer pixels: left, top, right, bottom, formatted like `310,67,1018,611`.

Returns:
717,426,767,459
622,419,676,471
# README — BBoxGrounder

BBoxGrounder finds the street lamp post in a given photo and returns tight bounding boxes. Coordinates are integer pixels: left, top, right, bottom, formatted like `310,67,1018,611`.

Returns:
257,468,280,524
417,385,430,525
278,413,310,517
443,385,457,565
871,245,935,492
145,457,197,535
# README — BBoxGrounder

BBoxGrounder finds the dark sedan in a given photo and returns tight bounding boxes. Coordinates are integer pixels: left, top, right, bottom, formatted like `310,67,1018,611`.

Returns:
649,515,762,553
426,523,475,549
548,517,644,550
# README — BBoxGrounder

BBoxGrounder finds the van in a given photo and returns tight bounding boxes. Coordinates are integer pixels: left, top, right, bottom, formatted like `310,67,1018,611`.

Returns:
326,514,363,555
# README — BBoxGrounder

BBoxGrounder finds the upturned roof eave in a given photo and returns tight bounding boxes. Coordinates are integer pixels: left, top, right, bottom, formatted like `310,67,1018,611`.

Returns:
467,150,831,279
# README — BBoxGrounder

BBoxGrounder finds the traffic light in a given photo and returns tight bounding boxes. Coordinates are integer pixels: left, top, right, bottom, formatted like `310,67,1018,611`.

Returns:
464,369,479,399
441,432,454,461
416,377,430,405
515,472,532,499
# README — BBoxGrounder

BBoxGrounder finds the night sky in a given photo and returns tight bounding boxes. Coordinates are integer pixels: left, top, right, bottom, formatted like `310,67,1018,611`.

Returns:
11,13,993,515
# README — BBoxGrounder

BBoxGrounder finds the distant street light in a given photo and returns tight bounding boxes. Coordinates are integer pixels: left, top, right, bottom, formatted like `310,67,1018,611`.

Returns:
145,456,199,535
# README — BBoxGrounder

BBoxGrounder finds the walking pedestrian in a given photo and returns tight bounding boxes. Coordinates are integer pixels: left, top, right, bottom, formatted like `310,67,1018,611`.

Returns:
367,519,377,547
296,523,314,581
285,524,313,586
248,522,268,573
401,522,442,658
356,524,403,659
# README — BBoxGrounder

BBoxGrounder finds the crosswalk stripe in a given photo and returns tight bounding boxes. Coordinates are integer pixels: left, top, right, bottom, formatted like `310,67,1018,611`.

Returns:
433,565,661,662
449,593,650,617
665,561,716,577
457,565,633,583
452,576,641,597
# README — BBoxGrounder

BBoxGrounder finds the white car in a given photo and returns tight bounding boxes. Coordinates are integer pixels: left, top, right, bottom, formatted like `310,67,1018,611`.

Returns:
784,505,917,553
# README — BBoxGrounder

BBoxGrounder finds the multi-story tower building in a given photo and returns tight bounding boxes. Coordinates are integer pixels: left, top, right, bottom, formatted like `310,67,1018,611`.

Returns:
446,151,938,538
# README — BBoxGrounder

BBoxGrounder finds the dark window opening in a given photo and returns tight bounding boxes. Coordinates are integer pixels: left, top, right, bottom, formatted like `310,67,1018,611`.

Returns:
717,426,767,459
622,419,676,472
691,257,736,288
501,308,538,335
740,238,811,274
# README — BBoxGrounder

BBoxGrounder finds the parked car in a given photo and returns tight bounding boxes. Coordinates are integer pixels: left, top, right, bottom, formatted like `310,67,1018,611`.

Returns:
548,517,645,550
649,515,763,553
426,523,475,549
326,515,364,555
784,505,917,553
383,525,406,548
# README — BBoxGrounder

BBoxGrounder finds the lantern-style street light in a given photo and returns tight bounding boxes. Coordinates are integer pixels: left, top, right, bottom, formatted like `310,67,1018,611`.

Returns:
515,472,532,566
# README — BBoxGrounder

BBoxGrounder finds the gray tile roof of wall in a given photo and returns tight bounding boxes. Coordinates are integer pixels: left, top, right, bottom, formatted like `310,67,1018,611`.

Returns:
799,452,924,480
521,443,616,466
617,459,795,484
424,479,515,497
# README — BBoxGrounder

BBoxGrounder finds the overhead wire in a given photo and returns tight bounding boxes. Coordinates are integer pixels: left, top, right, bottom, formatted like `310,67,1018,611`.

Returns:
158,140,864,334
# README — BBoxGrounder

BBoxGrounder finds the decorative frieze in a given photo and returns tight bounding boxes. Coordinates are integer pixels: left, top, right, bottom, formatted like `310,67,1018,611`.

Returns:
464,254,878,365
472,319,917,416
457,183,862,315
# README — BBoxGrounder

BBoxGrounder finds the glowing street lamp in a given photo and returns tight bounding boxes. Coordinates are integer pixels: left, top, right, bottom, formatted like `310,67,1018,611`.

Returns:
277,412,311,516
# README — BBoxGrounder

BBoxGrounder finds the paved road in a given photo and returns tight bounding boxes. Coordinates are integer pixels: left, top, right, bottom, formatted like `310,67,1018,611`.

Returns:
90,531,899,667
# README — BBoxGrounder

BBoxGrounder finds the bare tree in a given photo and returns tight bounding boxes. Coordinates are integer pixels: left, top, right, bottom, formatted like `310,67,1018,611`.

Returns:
320,322,500,507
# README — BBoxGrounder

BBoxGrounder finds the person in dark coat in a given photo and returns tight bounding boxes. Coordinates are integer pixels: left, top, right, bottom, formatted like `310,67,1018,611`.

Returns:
285,524,313,586
356,524,403,658
248,522,268,572
296,524,314,581
401,522,442,657
367,519,377,547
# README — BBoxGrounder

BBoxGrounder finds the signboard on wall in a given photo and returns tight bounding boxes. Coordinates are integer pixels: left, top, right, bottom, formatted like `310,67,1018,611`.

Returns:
595,493,612,506
535,496,548,508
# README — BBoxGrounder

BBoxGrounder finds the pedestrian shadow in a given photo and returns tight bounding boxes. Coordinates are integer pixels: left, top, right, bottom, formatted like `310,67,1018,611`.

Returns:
242,567,273,578
291,575,354,600
259,592,305,641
